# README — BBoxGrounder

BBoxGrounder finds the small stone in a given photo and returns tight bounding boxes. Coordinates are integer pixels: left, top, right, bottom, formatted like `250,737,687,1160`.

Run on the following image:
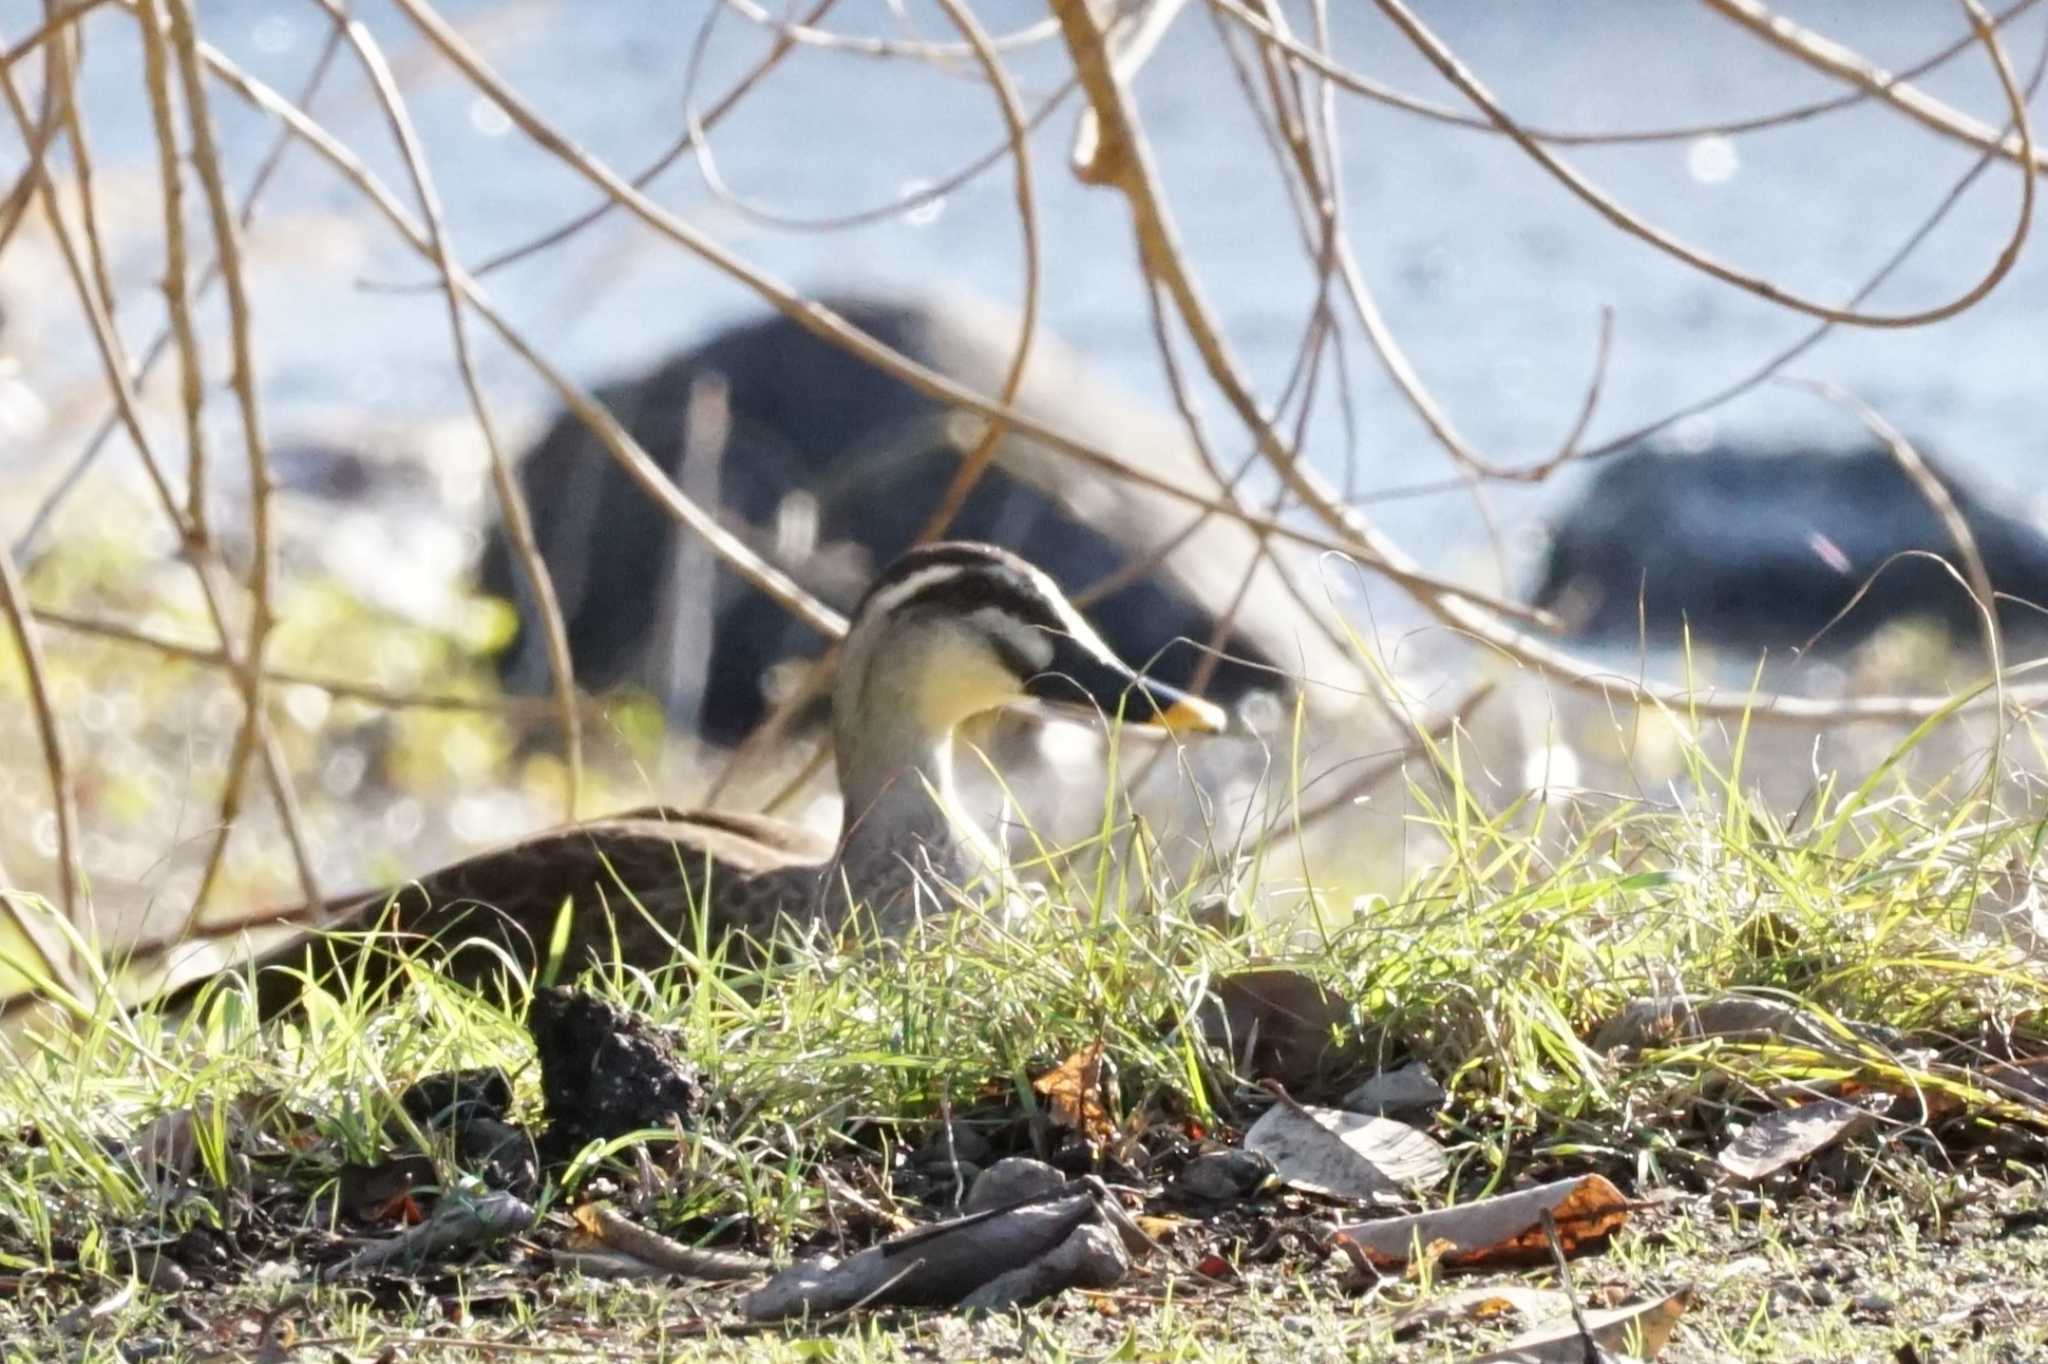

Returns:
1771,1278,1834,1308
1172,1149,1275,1204
913,1124,993,1169
1853,1293,1895,1316
1341,1062,1446,1118
966,1157,1066,1213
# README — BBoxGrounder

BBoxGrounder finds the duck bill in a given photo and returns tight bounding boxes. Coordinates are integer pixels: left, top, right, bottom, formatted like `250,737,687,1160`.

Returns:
1024,640,1230,735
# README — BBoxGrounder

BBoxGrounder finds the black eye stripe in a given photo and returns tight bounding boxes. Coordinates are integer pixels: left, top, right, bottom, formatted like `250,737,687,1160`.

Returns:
901,574,1064,631
855,542,1039,615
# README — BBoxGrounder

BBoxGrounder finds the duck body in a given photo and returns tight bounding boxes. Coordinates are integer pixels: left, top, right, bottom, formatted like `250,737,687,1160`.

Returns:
190,543,1224,1013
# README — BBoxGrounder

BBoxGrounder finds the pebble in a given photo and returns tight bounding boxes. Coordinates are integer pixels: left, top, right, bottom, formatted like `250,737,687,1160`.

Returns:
965,1157,1066,1214
1172,1149,1275,1203
912,1123,993,1169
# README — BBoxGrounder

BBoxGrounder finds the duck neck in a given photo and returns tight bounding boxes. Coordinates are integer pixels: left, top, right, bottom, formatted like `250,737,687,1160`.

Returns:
827,715,1005,930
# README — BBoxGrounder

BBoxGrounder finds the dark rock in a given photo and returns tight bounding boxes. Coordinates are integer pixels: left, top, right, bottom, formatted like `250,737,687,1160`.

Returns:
912,1122,994,1169
965,1156,1067,1213
1534,441,2048,650
480,293,1327,744
1171,1148,1276,1204
526,987,704,1162
397,1068,513,1130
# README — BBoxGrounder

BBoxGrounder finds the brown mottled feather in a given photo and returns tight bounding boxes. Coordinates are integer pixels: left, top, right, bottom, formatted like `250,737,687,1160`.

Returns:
182,810,838,1016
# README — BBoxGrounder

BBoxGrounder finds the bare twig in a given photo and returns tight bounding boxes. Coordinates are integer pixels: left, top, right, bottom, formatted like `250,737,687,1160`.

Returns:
309,0,584,819
1211,0,2048,157
1369,0,2035,327
0,537,81,944
163,0,320,924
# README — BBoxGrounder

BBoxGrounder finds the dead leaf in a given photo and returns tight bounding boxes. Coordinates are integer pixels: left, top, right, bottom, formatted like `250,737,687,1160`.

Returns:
1344,1061,1447,1118
1592,993,1895,1055
562,1203,768,1281
1467,1285,1692,1362
1244,1100,1446,1202
1199,969,1352,1087
1335,1175,1630,1270
1393,1284,1574,1337
1973,1055,2048,1113
742,1184,1125,1318
1034,1041,1114,1149
1718,1094,1897,1183
55,1280,135,1336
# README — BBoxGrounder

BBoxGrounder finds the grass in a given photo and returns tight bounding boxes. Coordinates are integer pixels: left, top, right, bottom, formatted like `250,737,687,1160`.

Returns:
2,691,2047,1361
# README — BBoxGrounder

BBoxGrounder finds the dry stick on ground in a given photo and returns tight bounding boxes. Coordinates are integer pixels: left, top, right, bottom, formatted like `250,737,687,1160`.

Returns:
1050,0,2048,726
1210,0,2048,155
1370,0,2035,328
163,0,320,927
0,18,321,915
10,23,347,564
310,0,584,821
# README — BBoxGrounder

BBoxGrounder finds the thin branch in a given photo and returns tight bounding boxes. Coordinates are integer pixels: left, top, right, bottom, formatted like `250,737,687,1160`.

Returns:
10,22,348,564
1210,0,2048,158
163,0,320,923
0,533,81,944
29,604,578,717
309,0,584,819
1705,0,2048,172
1368,0,2035,328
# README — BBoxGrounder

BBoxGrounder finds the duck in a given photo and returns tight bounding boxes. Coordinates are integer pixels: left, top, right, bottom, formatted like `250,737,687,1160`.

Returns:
169,542,1228,1013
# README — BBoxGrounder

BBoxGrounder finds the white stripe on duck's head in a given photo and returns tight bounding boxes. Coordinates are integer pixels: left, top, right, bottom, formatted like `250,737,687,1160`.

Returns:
834,542,1229,768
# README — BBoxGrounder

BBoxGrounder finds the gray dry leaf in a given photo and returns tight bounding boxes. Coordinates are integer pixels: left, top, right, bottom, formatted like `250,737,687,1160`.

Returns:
1466,1285,1692,1362
1717,1094,1897,1182
1394,1284,1575,1338
1243,1101,1446,1202
324,1189,536,1280
1336,1175,1630,1270
1343,1061,1447,1119
1392,1277,1581,1335
742,1184,1127,1319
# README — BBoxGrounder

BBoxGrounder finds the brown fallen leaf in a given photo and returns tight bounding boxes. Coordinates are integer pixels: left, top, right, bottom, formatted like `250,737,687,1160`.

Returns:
1199,969,1352,1087
1467,1284,1692,1362
563,1203,769,1281
1335,1175,1630,1270
1393,1284,1574,1338
1244,1098,1447,1203
1717,1093,1898,1183
1034,1041,1115,1150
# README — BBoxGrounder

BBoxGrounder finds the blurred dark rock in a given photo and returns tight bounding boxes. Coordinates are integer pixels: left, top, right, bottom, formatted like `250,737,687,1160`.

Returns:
1534,441,2048,650
479,293,1341,744
528,987,704,1162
